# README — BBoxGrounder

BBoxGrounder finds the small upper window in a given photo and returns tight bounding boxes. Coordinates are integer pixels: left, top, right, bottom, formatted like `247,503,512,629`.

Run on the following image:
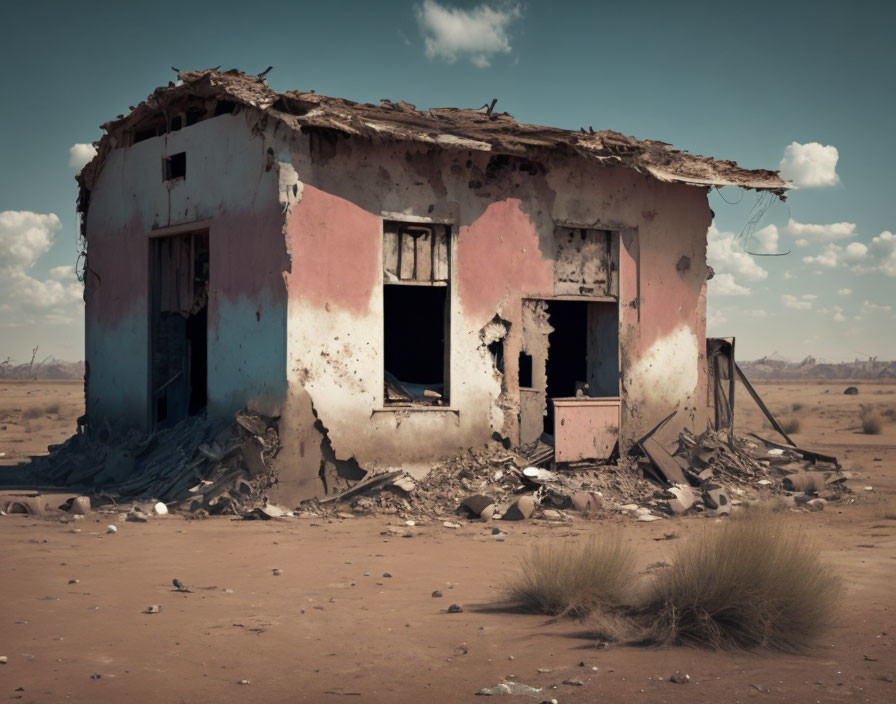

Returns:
164,152,186,181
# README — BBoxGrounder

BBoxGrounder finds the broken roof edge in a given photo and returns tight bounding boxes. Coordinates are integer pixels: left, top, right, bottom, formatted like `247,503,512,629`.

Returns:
76,68,789,198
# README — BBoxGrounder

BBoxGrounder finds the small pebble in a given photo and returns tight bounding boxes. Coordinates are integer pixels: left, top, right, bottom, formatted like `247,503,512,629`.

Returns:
0,656,7,664
383,572,392,578
106,525,117,534
670,671,690,684
448,603,463,613
432,590,443,598
238,679,250,685
68,579,79,585
272,569,283,576
90,674,102,680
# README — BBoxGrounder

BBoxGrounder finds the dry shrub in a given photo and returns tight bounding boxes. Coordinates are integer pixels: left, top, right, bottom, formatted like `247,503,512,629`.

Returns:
860,405,883,435
23,406,43,419
780,417,801,434
44,402,61,414
505,534,635,618
640,511,840,651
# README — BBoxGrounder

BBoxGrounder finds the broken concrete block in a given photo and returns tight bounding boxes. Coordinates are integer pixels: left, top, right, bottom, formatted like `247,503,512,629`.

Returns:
666,484,695,515
806,498,826,511
240,441,267,477
782,471,828,494
69,496,91,515
570,491,602,515
459,495,495,519
502,495,535,521
703,488,731,515
541,509,563,521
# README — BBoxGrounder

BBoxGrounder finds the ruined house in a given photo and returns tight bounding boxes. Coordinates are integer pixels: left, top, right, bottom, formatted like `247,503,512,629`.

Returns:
75,69,786,501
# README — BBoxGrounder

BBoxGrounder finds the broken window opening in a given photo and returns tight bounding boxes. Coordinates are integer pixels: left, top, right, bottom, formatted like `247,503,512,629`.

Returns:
150,231,209,428
164,152,186,181
518,352,533,388
382,221,451,406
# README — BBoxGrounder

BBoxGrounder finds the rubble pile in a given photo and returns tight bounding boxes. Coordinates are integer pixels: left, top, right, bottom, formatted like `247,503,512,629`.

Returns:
6,406,850,523
9,410,284,516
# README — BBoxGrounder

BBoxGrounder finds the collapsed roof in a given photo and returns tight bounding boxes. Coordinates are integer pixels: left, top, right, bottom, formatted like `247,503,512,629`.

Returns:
77,68,788,196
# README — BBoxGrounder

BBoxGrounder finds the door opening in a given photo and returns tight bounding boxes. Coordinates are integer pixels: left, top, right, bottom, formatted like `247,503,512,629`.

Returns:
538,300,619,436
150,232,209,428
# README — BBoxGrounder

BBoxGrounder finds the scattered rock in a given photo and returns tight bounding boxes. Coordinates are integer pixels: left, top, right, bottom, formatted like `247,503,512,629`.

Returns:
844,386,859,395
503,496,535,521
105,525,117,534
476,682,543,696
237,679,250,685
666,484,695,515
69,496,91,515
638,513,662,522
144,605,162,614
669,672,690,684
443,521,462,529
459,495,496,520
563,678,584,686
383,572,392,578
272,568,283,576
448,603,464,613
0,656,6,664
703,488,731,515
68,579,79,585
432,590,443,598
571,491,603,515
153,501,169,515
126,508,149,522
90,673,102,680
541,509,563,521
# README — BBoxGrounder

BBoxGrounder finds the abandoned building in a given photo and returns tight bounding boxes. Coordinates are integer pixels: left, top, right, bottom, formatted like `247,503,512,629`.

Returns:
75,69,787,501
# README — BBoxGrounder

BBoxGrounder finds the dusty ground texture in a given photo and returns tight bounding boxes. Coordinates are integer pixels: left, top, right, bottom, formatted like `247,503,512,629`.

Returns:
1,380,895,703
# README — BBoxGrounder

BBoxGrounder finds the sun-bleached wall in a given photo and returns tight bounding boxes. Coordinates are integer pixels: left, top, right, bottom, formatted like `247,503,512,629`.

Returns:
84,114,288,430
280,132,711,477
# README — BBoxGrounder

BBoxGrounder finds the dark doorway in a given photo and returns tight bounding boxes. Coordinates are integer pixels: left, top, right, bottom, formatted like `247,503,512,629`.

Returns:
543,301,588,433
150,232,209,428
383,284,448,405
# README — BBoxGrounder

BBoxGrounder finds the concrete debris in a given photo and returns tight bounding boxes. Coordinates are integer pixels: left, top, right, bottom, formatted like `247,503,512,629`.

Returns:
8,401,846,524
476,681,543,696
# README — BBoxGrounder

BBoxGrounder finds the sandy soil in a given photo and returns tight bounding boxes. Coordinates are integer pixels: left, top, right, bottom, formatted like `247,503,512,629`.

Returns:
0,380,83,467
1,380,894,703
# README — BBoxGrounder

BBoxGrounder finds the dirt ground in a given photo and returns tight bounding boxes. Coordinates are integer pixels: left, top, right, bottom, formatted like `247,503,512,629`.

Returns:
1,379,894,703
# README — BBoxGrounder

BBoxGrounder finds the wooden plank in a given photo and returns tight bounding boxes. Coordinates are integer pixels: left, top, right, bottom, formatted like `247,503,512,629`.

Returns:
399,229,416,280
383,227,400,280
433,227,450,281
415,228,432,282
640,436,689,486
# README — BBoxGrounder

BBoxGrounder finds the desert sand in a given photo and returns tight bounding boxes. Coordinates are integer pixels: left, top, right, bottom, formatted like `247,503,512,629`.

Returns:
0,379,894,703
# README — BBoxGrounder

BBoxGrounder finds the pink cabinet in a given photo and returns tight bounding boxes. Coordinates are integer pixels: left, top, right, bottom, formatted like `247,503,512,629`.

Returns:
553,397,620,462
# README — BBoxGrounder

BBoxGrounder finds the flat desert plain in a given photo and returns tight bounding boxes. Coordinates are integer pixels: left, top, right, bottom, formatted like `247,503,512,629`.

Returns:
1,378,894,703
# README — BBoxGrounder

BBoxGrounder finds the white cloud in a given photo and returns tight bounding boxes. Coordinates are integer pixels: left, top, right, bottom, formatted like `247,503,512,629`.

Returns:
782,294,813,310
838,288,852,295
69,143,96,171
868,231,896,276
0,211,82,314
415,0,523,67
749,224,780,254
709,272,750,296
707,308,727,327
802,241,868,269
778,142,840,188
860,300,892,315
783,218,855,242
707,225,769,289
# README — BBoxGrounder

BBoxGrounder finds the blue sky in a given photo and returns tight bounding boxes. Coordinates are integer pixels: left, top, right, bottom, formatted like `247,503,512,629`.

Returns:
1,0,894,362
